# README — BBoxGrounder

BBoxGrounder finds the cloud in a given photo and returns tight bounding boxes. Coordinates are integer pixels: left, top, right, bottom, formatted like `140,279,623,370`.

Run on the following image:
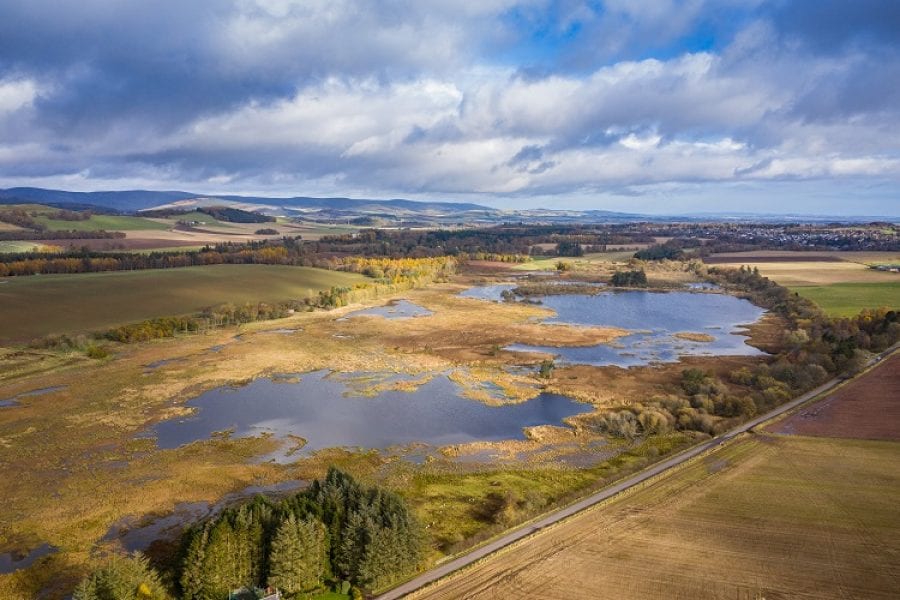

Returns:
0,1,897,214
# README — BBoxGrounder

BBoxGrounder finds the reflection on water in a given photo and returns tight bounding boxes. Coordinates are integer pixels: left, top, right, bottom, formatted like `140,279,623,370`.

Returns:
102,481,305,552
341,299,432,320
151,371,590,460
0,385,67,408
463,286,766,367
458,284,517,302
0,543,57,574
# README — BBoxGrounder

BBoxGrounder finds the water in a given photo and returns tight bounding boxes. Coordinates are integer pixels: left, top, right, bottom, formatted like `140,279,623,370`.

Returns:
686,282,721,290
480,287,766,367
151,371,590,459
145,358,186,370
103,481,305,552
341,299,433,319
458,284,517,302
0,386,67,408
0,543,57,574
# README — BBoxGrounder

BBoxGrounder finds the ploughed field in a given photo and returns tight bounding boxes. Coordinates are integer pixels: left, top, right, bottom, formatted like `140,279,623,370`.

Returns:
416,352,900,600
0,264,368,342
772,352,900,440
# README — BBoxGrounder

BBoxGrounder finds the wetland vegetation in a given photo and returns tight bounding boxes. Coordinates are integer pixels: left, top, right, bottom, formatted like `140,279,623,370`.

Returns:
0,221,897,599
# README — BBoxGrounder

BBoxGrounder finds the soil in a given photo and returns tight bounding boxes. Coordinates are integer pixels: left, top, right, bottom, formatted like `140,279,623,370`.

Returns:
415,435,900,600
33,238,212,251
771,353,900,441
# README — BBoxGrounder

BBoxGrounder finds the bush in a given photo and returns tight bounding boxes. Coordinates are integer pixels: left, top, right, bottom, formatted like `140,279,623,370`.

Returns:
610,269,647,287
85,345,110,359
538,359,555,379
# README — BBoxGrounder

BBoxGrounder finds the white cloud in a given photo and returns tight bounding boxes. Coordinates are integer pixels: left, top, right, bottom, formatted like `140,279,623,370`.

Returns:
0,78,38,113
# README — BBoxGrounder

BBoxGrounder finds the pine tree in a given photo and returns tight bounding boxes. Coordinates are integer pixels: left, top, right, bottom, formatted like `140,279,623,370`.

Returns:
268,514,328,595
179,526,209,600
73,553,169,600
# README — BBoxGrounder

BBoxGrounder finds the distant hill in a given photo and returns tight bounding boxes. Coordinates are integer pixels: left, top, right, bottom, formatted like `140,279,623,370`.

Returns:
0,187,491,215
0,187,668,225
0,187,194,212
1,187,893,224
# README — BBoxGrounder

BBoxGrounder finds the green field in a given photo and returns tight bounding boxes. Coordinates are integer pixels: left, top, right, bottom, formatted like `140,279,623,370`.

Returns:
791,281,900,317
31,213,170,232
159,210,233,227
0,264,368,341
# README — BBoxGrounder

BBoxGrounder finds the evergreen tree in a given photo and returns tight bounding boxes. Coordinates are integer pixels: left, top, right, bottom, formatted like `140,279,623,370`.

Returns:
179,526,209,600
268,515,328,594
74,553,169,600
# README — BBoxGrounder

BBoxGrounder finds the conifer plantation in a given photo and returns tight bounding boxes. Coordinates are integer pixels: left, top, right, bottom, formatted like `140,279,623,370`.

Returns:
177,468,423,599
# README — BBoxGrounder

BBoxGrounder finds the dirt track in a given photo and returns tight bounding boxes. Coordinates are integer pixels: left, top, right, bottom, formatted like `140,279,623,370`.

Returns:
772,353,900,440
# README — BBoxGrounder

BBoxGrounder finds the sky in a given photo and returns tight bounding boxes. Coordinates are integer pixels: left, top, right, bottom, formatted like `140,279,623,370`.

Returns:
0,1,898,215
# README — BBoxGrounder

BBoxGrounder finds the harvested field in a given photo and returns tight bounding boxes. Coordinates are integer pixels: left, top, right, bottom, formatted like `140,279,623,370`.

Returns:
417,434,900,600
708,259,898,286
0,264,368,341
772,352,900,440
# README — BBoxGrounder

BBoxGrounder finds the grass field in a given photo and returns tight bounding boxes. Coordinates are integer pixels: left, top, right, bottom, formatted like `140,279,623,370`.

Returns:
787,282,899,317
419,433,900,599
0,264,368,341
31,213,170,232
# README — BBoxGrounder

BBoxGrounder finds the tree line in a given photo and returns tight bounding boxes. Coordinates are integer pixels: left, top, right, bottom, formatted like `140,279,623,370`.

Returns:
0,237,468,277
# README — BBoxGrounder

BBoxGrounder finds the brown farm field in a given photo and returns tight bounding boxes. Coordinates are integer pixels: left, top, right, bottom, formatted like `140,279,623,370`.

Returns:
704,250,900,265
771,352,900,440
417,434,900,600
